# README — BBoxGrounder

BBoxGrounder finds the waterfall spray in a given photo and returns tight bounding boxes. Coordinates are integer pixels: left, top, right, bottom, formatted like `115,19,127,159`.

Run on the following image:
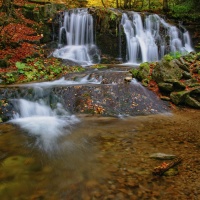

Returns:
53,8,100,66
121,12,193,64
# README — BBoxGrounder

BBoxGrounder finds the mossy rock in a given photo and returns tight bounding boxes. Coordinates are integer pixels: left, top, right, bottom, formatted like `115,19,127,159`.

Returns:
158,82,174,92
39,24,52,43
164,168,179,176
130,68,138,78
170,91,190,105
23,4,36,10
184,78,198,87
137,62,150,81
185,95,200,108
23,3,66,22
173,81,186,91
182,71,192,79
152,59,183,83
190,86,200,102
142,78,150,87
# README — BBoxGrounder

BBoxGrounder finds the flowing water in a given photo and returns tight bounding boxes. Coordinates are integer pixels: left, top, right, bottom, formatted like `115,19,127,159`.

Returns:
121,12,193,64
53,8,100,66
53,9,193,66
0,9,197,199
1,108,199,199
0,66,172,199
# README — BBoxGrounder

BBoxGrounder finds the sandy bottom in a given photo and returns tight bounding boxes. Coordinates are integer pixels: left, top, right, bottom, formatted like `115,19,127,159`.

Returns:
0,107,199,199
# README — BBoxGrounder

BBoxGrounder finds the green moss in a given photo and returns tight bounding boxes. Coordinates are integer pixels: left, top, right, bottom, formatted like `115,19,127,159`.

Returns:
164,54,173,62
129,68,138,78
23,4,36,10
142,79,150,87
137,62,150,81
91,64,107,69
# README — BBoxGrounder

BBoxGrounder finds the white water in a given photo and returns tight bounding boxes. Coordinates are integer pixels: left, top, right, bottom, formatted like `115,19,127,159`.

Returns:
23,75,102,87
53,9,100,66
8,74,104,151
9,99,80,152
121,12,194,64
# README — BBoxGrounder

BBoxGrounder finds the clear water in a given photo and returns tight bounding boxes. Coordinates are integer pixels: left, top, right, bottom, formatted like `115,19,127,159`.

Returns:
0,114,171,199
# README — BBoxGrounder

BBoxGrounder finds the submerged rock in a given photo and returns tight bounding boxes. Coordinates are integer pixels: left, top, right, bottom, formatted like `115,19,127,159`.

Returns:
164,168,179,176
150,153,176,160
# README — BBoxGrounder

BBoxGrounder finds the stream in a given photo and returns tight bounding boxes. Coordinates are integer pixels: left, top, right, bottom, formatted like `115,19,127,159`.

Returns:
0,8,199,199
0,106,200,199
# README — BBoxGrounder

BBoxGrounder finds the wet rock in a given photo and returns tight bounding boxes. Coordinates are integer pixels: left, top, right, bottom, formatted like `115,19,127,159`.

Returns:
124,76,132,82
0,99,16,122
170,91,189,105
150,153,176,160
174,59,190,72
137,62,150,81
158,82,174,92
152,59,183,83
160,96,171,101
184,78,199,87
173,81,186,91
185,95,200,108
182,71,192,79
164,168,179,176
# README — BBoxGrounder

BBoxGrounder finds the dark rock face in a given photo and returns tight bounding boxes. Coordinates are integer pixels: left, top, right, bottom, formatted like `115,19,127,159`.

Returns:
0,67,170,122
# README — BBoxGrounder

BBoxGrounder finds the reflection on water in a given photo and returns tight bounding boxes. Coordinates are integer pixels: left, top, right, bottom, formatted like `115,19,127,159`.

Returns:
0,114,172,199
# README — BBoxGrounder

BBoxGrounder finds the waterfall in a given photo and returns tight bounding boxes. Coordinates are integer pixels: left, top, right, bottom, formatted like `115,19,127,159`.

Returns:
9,93,80,152
121,12,193,64
53,8,100,66
8,74,103,151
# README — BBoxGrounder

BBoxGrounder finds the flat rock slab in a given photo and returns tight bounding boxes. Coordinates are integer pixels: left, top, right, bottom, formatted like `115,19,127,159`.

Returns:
150,153,176,160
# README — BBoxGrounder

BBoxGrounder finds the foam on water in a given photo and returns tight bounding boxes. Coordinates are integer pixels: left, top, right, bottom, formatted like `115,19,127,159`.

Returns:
121,12,194,64
9,99,80,152
53,9,100,66
23,75,102,87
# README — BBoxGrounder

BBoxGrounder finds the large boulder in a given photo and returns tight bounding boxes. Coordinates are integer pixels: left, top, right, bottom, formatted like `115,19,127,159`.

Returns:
130,52,200,109
170,90,190,105
152,58,183,83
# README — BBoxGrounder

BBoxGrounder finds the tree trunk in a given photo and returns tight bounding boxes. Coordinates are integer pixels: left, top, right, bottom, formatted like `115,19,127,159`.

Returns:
116,0,119,8
101,0,106,7
124,0,128,8
163,0,169,12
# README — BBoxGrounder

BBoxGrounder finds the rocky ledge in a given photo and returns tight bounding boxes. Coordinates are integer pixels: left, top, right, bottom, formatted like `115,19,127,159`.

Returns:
130,52,200,108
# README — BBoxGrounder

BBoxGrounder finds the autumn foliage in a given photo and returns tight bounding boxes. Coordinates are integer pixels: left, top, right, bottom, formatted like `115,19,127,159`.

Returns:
0,2,43,72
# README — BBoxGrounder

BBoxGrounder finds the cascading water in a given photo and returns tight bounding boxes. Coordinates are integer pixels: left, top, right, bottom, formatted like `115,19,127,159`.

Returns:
9,98,80,152
53,8,100,66
8,75,102,152
121,12,193,64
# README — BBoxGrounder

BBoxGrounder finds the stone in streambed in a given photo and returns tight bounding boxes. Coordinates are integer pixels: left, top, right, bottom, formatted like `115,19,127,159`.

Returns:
150,153,176,160
164,167,179,176
124,76,132,82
